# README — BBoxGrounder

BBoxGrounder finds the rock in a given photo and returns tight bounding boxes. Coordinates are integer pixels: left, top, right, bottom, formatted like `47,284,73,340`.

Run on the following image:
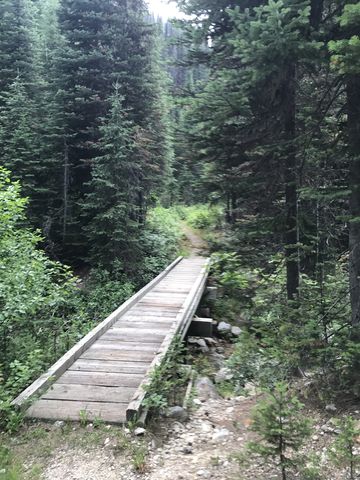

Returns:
212,428,231,442
217,322,231,334
188,337,209,352
166,406,189,423
187,336,199,344
193,398,202,406
182,446,193,455
321,424,338,434
134,427,146,436
196,469,211,478
208,352,225,369
104,437,111,446
325,404,337,413
214,367,234,384
195,338,209,352
194,377,220,401
204,337,218,346
200,421,213,433
244,382,257,396
231,326,242,336
53,420,65,429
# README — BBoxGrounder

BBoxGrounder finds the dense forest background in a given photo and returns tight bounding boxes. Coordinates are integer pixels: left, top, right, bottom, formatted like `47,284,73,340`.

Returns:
1,0,360,458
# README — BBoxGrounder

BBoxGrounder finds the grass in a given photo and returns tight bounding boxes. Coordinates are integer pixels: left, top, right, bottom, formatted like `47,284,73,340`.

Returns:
131,443,148,473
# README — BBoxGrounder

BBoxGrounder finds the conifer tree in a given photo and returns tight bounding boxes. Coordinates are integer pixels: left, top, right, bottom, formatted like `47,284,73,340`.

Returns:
329,2,360,327
0,0,33,96
85,88,141,268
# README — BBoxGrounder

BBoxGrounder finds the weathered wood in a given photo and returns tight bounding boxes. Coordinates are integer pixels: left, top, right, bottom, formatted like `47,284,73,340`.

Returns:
101,331,165,343
43,384,135,403
81,349,156,362
88,342,160,352
13,256,183,409
69,359,149,374
57,371,143,387
26,400,127,423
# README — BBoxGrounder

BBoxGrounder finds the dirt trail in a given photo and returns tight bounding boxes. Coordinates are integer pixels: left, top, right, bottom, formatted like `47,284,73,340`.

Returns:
39,394,259,480
181,223,209,257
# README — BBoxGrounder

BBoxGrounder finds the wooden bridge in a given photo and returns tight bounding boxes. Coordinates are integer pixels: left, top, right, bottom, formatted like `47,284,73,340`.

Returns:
13,256,210,424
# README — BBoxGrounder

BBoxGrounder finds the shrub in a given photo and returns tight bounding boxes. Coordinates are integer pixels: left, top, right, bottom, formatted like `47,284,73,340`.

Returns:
248,382,312,480
183,204,223,230
330,416,360,480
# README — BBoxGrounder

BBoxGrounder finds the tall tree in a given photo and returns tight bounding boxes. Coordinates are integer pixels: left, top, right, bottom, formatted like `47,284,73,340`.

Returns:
329,2,360,326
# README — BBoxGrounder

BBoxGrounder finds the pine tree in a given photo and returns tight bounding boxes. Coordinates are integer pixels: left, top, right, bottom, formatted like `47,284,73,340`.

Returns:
84,87,142,268
329,2,360,327
57,0,173,263
0,0,33,96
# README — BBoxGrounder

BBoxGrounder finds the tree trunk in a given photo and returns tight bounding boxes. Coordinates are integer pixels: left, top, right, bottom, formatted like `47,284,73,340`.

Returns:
348,75,360,326
283,63,299,301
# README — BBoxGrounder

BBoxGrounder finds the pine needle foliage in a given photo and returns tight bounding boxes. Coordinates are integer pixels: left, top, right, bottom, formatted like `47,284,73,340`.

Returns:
248,382,312,480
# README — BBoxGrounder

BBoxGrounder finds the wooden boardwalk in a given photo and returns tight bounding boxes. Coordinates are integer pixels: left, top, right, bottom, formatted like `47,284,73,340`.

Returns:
13,256,209,424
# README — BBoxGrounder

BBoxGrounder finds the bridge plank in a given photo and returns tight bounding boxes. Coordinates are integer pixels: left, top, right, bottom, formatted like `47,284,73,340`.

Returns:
27,400,128,423
57,371,143,387
69,359,149,374
81,349,156,362
43,384,135,403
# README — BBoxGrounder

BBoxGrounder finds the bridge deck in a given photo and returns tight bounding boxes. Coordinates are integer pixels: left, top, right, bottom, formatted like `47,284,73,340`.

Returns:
14,256,209,424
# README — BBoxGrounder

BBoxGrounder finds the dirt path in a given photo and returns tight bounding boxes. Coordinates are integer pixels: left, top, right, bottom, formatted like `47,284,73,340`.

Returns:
181,223,209,257
39,394,259,480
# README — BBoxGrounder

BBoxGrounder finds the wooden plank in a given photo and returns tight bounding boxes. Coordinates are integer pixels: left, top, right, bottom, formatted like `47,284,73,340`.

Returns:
101,331,165,343
58,371,143,387
43,384,135,403
69,359,149,374
26,399,127,423
12,256,183,409
81,349,156,362
88,342,160,352
110,325,171,333
122,313,178,320
138,301,184,307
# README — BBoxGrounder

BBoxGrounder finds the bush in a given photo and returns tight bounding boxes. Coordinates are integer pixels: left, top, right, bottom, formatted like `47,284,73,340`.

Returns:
183,204,223,230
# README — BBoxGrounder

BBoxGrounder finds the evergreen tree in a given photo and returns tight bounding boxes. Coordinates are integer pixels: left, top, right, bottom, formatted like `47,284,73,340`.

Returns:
329,2,360,327
0,0,33,96
85,88,141,268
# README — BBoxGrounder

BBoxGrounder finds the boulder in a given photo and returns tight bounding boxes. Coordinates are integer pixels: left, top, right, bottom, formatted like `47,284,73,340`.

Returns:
187,337,209,352
194,376,220,401
166,406,189,422
212,427,231,442
217,322,231,334
325,404,337,413
231,326,242,336
214,367,234,384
